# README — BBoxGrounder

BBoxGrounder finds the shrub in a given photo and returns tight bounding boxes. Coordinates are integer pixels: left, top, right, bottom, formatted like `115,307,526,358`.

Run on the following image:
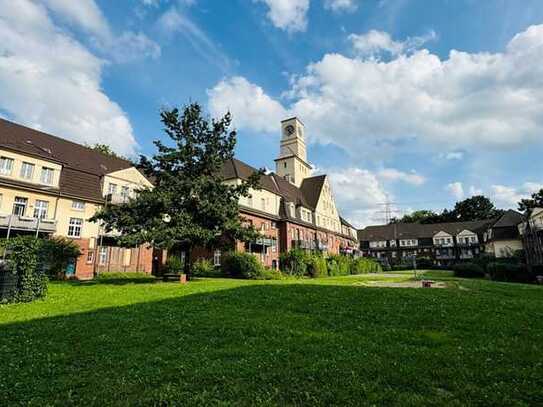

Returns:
487,262,531,283
327,255,351,276
350,257,382,274
40,237,82,279
165,255,184,274
279,249,308,277
192,259,223,277
95,272,155,284
222,252,268,279
0,236,47,303
452,262,485,278
392,264,412,271
416,257,434,269
306,254,328,278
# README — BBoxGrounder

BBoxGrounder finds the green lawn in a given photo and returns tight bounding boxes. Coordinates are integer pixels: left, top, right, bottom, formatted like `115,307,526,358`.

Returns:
1,272,542,406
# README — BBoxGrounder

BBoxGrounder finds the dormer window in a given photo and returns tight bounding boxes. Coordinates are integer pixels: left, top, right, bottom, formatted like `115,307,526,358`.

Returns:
20,162,34,180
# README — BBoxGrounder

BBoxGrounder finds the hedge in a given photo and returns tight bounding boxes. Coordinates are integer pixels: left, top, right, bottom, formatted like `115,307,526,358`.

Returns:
452,262,485,278
222,252,280,280
486,262,531,283
0,236,48,303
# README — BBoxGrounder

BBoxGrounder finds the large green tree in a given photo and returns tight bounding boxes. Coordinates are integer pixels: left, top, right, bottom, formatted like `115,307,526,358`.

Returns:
451,195,503,221
518,189,543,214
91,103,262,274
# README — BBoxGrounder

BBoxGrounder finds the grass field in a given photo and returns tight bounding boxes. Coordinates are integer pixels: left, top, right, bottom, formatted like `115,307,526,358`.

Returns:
1,271,542,406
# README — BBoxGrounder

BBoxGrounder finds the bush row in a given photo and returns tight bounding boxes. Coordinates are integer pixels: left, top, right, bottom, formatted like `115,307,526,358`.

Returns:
279,249,381,278
452,258,536,283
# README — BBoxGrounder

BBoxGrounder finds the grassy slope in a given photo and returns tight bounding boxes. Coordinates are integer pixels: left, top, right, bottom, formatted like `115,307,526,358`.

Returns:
0,273,542,406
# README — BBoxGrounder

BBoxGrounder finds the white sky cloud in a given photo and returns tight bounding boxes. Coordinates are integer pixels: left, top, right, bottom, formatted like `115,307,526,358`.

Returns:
208,76,288,133
326,167,389,228
377,168,426,186
491,182,543,208
208,23,543,159
324,0,358,13
254,0,310,33
157,7,230,71
445,182,464,200
349,29,437,58
0,0,138,155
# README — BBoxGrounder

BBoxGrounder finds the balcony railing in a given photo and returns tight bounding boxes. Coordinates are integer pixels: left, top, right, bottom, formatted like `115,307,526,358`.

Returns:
0,214,57,233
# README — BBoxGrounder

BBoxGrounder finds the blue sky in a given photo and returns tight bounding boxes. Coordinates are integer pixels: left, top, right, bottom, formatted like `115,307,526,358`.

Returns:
1,0,543,226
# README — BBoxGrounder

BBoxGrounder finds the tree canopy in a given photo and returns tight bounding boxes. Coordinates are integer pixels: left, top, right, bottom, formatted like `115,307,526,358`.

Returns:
391,195,504,224
91,103,262,272
518,189,543,214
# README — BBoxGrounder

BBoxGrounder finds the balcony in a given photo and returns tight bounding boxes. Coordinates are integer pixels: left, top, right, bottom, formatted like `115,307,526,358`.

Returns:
0,214,57,233
107,193,131,205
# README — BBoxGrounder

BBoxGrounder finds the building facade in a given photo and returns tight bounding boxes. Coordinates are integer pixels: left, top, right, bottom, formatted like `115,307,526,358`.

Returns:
0,119,154,279
200,117,359,268
358,220,495,266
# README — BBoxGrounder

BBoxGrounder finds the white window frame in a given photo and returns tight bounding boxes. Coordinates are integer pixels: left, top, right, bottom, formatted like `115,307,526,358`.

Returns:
20,162,35,180
99,247,108,265
108,183,118,195
261,198,266,211
121,186,130,201
0,157,14,175
68,217,83,238
72,200,86,211
33,200,49,219
13,197,28,216
213,250,221,266
40,167,54,184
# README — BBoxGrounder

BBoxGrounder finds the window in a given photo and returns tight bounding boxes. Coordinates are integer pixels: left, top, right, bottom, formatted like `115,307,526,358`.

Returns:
72,200,85,210
20,162,34,180
213,250,221,266
247,195,253,207
271,221,277,229
284,162,287,168
86,251,94,264
99,247,108,265
261,198,266,211
0,157,14,175
68,218,83,238
40,167,54,184
108,183,118,195
33,200,49,219
121,186,130,201
13,197,28,216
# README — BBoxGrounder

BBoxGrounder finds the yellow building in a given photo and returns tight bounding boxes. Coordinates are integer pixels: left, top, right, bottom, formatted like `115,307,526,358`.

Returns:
0,118,153,279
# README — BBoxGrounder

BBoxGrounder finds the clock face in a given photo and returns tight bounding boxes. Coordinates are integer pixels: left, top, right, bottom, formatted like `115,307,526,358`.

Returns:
285,125,295,136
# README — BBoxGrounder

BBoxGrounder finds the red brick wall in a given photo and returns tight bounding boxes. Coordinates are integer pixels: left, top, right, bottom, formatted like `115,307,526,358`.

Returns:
73,239,94,280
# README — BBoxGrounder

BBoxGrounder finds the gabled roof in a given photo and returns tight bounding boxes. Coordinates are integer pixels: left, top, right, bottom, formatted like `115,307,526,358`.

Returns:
492,210,524,228
0,118,147,203
340,216,354,229
221,158,280,195
300,175,326,209
358,219,495,242
0,118,133,175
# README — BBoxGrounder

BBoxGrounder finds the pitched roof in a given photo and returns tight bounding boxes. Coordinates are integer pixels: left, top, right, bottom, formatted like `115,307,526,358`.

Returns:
221,158,279,195
0,118,133,175
0,118,143,202
492,210,524,228
300,175,326,209
358,219,495,241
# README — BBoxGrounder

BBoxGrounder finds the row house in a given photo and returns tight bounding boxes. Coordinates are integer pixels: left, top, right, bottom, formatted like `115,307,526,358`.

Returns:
483,210,524,258
200,117,359,268
0,118,154,279
358,219,494,266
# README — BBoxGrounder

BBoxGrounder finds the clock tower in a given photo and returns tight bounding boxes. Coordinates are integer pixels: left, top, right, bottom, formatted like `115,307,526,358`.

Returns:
275,117,312,187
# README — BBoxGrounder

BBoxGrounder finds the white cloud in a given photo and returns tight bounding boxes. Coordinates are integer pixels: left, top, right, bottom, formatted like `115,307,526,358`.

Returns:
324,0,358,13
207,77,288,133
0,0,138,155
377,168,426,185
43,0,160,64
326,167,389,228
446,182,464,200
440,151,464,160
349,29,437,58
43,0,110,39
491,182,543,208
254,0,310,33
208,24,543,158
468,186,483,196
157,7,230,71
